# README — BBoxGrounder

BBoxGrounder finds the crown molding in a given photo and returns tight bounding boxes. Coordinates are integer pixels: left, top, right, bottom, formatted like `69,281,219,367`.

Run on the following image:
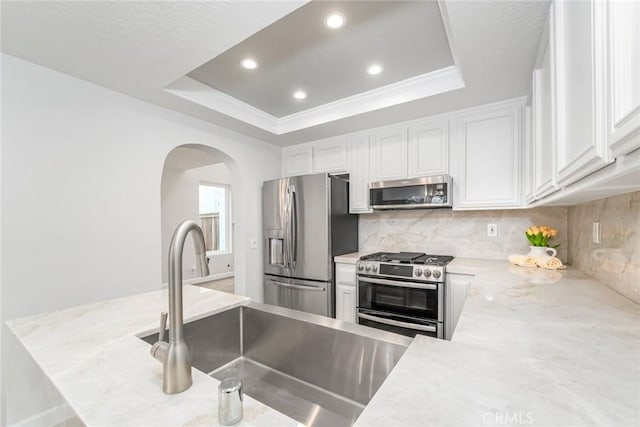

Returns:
164,76,279,133
277,66,464,134
165,66,465,136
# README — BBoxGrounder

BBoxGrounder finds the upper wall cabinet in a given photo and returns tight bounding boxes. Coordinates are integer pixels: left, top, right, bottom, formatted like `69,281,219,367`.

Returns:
532,18,557,199
552,0,611,186
347,133,371,214
369,127,408,182
408,119,449,178
283,146,312,177
454,102,523,210
311,137,347,173
283,138,347,177
524,104,536,203
606,0,640,157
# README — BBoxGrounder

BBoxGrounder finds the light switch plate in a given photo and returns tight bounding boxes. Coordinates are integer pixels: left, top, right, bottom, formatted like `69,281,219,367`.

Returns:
487,223,498,237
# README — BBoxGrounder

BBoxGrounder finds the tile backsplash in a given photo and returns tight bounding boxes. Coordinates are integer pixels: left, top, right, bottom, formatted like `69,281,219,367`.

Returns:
568,191,640,304
359,207,569,262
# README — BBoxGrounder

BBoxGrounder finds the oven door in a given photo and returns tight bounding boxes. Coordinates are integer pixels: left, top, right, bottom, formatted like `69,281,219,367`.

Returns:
357,275,443,322
357,308,443,339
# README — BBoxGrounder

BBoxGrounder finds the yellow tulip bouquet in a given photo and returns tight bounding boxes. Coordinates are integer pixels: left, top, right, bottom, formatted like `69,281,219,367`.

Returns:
525,225,559,247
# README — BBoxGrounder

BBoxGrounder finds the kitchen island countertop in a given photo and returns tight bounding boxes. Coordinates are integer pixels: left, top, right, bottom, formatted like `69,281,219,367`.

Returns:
355,258,640,426
6,258,640,426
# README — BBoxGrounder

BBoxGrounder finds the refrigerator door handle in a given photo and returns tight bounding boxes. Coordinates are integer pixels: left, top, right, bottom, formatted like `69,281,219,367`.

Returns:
283,183,291,269
266,279,325,292
289,185,297,269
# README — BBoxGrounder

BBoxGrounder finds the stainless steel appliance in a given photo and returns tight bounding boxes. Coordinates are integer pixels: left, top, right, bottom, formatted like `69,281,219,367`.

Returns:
356,252,454,339
263,173,358,317
369,174,453,209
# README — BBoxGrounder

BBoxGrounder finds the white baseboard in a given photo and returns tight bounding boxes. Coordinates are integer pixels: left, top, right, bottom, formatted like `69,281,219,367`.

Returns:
9,403,76,427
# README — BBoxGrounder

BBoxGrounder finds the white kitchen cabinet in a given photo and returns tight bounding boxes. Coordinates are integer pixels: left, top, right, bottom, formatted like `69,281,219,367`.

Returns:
606,0,640,157
311,137,347,173
524,104,536,203
369,127,408,182
445,273,472,340
532,16,557,199
283,146,312,177
335,262,357,323
454,101,523,209
408,119,449,177
552,0,611,186
347,133,372,213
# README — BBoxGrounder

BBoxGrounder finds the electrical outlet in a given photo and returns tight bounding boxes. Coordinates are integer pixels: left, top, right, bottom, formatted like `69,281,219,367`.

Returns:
487,223,498,237
250,239,257,249
592,222,601,244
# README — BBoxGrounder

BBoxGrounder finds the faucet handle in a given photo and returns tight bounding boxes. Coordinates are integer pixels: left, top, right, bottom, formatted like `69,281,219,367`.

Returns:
159,311,168,342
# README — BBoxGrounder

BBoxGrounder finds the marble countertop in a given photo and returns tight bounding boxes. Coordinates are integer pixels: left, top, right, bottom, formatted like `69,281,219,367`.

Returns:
6,286,297,427
355,258,640,426
334,251,374,264
8,258,640,427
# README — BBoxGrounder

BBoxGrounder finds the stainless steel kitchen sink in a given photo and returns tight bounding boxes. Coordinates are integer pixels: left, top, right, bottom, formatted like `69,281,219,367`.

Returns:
141,302,410,426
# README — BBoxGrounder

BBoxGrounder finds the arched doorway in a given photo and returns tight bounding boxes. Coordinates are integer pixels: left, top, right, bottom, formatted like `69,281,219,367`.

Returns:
160,144,240,294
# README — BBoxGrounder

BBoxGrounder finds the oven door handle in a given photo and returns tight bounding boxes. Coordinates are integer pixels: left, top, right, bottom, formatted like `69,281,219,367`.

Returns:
358,276,437,290
357,312,437,333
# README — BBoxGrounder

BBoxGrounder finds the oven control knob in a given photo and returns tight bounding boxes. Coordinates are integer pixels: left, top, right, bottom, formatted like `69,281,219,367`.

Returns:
365,264,372,272
372,265,378,273
414,268,422,277
423,269,432,278
358,264,364,271
433,270,442,279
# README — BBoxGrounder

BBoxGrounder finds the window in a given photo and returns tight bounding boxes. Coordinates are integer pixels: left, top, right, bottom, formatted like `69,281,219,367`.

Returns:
199,184,230,253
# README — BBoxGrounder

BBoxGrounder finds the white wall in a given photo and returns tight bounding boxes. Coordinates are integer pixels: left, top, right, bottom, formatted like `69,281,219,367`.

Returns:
161,162,234,283
0,54,280,324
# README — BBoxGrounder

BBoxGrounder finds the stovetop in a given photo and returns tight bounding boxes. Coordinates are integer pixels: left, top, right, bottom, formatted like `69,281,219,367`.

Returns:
360,252,454,266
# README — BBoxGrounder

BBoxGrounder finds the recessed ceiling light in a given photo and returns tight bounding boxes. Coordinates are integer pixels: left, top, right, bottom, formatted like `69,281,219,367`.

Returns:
367,64,383,75
325,13,346,29
293,90,307,100
241,58,258,69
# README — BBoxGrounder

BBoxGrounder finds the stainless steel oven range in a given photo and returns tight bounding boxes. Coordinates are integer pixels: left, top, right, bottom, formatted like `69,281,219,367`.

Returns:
356,252,453,339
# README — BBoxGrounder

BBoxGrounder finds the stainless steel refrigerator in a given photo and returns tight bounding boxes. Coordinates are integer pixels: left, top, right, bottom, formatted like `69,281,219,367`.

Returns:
263,173,358,317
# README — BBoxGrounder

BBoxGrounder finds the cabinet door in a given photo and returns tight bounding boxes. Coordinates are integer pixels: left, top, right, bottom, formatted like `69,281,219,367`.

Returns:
335,263,357,323
454,104,523,209
370,127,408,181
336,284,356,323
312,137,347,173
607,0,640,156
347,134,371,213
408,120,449,177
533,20,557,197
524,104,536,203
283,146,312,177
553,0,610,186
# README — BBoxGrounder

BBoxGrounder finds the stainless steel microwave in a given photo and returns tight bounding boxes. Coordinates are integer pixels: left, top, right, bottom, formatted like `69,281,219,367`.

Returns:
369,175,453,210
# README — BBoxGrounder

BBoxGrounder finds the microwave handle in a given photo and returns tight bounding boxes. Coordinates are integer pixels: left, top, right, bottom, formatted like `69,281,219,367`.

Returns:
357,312,437,333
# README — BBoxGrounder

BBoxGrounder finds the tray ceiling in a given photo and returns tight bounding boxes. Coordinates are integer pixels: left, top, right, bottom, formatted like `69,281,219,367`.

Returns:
1,0,551,145
187,1,455,119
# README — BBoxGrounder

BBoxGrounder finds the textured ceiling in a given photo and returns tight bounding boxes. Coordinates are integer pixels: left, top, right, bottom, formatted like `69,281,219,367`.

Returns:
188,1,453,117
0,0,551,146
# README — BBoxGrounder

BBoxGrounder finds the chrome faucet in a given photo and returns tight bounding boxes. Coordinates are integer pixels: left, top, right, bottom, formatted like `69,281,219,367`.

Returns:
151,220,210,394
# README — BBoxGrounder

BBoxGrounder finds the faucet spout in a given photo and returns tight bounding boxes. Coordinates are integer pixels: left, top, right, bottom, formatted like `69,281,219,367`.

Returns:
152,220,209,394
